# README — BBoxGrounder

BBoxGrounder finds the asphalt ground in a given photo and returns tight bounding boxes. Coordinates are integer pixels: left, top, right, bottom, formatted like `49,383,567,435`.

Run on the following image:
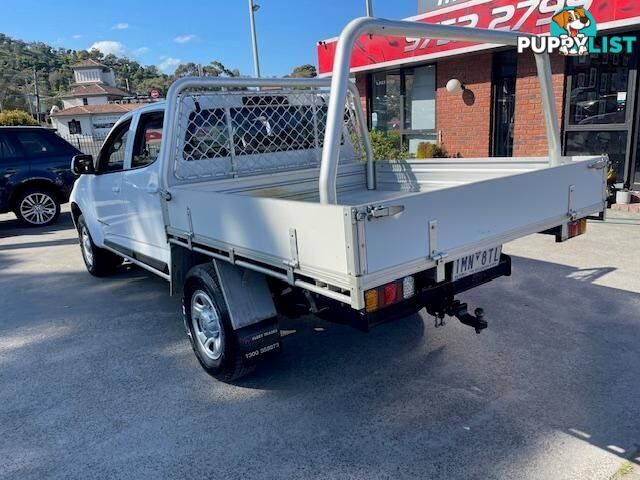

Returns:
1,207,639,479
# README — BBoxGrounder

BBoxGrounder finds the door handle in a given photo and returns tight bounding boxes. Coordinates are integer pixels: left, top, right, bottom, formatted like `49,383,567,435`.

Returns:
112,186,121,193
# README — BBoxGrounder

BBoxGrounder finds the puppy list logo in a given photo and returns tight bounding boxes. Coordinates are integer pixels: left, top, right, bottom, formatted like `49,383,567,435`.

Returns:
517,6,636,56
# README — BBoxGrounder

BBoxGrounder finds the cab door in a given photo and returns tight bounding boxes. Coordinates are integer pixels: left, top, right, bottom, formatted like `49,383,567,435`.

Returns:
119,110,169,268
90,119,132,244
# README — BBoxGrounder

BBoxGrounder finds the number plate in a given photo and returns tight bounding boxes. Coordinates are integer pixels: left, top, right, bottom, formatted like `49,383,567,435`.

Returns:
452,245,503,281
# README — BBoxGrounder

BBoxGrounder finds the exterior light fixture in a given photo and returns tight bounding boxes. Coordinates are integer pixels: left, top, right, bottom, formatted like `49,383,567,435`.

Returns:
446,78,466,94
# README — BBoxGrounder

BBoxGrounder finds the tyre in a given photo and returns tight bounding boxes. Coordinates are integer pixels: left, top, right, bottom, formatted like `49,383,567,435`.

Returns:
77,214,123,276
14,188,60,227
183,263,254,382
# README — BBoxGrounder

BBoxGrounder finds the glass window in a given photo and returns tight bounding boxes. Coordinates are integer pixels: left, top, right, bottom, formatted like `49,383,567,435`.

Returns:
132,112,164,168
567,47,633,126
68,119,82,135
370,67,437,156
98,121,130,173
14,130,68,156
492,50,518,157
404,66,436,131
566,130,628,184
82,98,88,106
371,71,401,132
0,133,20,161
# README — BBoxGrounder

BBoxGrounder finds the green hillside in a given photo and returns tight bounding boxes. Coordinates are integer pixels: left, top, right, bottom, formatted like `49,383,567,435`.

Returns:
0,33,239,114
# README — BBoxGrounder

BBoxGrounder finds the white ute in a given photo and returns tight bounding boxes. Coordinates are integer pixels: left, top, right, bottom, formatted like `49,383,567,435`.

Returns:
70,18,608,381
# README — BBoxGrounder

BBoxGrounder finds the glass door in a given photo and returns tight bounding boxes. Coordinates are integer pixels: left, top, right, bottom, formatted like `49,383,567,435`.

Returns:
564,38,638,187
491,50,518,157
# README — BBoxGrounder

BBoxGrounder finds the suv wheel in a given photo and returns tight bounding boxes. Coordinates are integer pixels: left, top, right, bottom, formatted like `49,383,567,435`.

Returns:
15,189,60,227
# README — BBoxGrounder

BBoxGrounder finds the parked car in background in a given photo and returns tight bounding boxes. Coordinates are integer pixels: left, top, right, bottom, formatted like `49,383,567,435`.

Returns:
0,126,80,226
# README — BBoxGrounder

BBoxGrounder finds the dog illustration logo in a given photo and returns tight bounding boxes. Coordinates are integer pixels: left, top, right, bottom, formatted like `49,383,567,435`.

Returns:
551,7,597,56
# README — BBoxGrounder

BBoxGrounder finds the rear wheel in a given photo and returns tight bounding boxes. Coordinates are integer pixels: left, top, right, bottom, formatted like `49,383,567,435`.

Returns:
15,189,60,227
77,214,123,276
183,263,253,382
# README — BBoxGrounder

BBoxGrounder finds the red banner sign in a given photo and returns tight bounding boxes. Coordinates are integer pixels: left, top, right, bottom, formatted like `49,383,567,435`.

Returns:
317,0,640,75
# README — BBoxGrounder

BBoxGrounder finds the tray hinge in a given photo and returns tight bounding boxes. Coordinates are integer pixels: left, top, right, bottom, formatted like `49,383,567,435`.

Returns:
284,228,299,285
186,207,194,250
429,220,449,283
588,156,609,170
353,204,405,222
567,184,577,220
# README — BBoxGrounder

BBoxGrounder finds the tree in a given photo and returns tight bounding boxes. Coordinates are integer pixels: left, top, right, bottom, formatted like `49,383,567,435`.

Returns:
0,109,38,126
288,64,317,78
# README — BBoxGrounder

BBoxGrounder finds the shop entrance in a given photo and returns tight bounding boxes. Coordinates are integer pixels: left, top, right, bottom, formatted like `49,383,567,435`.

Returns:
564,38,639,188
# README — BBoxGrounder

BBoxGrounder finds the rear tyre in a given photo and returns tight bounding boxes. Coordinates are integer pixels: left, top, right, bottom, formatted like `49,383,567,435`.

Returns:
183,263,254,382
77,214,123,276
14,188,60,227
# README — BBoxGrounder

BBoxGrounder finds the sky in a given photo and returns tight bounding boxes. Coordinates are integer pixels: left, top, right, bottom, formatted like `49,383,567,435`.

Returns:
1,0,418,76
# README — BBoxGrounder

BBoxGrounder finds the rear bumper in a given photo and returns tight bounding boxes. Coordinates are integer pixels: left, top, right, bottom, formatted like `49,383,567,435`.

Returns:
360,254,512,328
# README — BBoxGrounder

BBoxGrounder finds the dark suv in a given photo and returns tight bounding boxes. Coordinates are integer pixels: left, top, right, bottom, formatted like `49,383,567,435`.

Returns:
0,127,81,226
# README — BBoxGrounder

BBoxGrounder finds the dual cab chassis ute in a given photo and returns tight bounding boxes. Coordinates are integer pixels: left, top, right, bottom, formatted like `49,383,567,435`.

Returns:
70,18,607,381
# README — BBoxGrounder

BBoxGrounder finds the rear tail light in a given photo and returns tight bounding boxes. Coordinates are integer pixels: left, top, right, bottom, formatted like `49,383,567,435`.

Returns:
365,276,415,313
568,218,587,239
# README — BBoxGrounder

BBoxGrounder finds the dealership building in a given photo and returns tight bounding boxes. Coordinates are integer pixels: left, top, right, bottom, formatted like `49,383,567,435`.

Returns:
317,0,640,191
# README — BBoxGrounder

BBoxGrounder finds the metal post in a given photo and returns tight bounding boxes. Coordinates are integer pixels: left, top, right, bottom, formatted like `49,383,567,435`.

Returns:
33,68,41,124
365,0,373,16
534,53,563,167
248,0,261,78
319,17,562,204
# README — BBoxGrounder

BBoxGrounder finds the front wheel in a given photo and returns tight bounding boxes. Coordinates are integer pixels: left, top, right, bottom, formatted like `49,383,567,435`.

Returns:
77,215,123,276
183,264,253,382
15,189,60,227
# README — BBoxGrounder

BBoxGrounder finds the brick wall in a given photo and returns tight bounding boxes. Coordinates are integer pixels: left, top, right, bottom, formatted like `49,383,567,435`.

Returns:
512,52,566,157
353,50,567,159
355,74,368,126
436,53,493,158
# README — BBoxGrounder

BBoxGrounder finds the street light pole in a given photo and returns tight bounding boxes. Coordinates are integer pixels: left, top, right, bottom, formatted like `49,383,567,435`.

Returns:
248,0,261,78
365,0,373,16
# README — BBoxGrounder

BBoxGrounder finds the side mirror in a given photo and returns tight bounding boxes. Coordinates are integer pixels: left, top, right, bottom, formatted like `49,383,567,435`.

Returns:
72,154,95,175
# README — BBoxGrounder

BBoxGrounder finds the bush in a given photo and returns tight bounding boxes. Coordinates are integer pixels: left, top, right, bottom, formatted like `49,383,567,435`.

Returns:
369,130,408,160
416,142,449,159
0,109,39,126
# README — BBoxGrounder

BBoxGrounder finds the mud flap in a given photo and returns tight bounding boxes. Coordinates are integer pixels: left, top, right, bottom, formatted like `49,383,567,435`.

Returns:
235,317,282,366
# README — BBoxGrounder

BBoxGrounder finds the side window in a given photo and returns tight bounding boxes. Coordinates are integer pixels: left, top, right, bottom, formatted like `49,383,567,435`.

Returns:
132,112,164,168
13,130,67,157
98,121,131,173
0,133,20,161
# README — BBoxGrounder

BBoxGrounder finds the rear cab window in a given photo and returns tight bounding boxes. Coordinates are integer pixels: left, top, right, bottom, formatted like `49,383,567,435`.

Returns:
132,112,164,168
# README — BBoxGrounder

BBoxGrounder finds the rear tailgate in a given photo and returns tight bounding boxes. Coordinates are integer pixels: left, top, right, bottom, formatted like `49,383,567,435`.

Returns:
356,156,606,287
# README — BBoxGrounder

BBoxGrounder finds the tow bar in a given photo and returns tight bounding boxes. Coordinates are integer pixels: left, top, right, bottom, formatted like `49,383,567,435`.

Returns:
428,299,488,334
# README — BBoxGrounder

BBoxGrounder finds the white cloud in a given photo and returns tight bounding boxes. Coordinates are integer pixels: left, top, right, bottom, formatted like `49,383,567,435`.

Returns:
112,22,129,30
89,40,125,56
159,56,181,73
174,34,195,44
72,34,82,39
132,47,149,56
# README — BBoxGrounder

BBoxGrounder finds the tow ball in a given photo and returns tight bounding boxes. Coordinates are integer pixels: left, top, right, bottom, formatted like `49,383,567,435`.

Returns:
428,299,488,334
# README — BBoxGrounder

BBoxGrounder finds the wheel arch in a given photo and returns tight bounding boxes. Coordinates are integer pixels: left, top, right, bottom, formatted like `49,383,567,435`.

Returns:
9,179,62,211
70,202,82,229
